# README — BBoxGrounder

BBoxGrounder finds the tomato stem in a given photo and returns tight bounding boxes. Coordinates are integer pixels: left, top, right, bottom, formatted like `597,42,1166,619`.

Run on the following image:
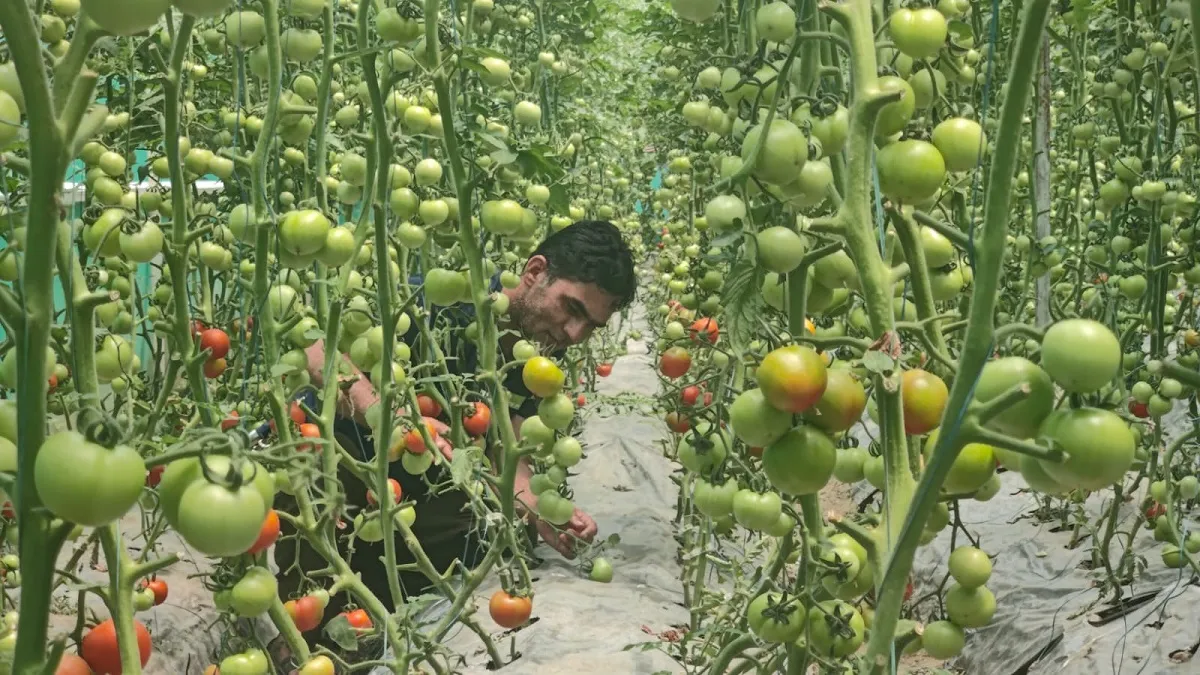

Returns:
861,2,1054,671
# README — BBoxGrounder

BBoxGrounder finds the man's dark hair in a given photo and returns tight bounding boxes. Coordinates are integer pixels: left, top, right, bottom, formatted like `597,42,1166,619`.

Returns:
532,220,637,309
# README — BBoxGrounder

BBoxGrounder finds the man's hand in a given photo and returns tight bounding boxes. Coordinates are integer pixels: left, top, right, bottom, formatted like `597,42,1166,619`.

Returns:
536,507,598,559
425,416,453,462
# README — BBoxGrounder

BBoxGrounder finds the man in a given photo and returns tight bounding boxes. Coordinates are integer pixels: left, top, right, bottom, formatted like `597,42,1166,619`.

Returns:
272,220,636,642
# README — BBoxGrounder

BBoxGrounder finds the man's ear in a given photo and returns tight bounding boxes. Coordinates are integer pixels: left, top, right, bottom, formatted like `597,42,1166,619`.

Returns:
522,255,549,286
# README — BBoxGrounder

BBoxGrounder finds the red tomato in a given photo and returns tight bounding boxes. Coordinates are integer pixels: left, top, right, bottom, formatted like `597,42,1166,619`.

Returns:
660,347,691,379
463,401,492,436
145,578,168,605
190,320,206,337
289,401,307,425
366,479,402,506
596,363,613,377
82,619,152,674
703,392,713,406
577,394,586,406
416,393,442,418
48,373,58,392
199,328,231,360
203,357,227,379
689,318,719,344
1129,400,1149,418
1145,503,1166,520
343,608,372,630
297,423,320,451
221,409,240,431
247,509,281,555
681,386,700,406
145,465,165,488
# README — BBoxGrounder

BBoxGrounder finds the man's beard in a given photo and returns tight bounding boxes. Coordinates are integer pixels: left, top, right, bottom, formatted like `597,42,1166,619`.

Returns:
506,294,558,351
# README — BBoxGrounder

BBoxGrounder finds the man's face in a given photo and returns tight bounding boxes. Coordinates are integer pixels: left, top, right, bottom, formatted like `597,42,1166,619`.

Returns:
507,256,618,351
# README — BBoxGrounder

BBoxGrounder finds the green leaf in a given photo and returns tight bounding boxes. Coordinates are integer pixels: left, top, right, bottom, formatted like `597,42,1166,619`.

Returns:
322,615,360,651
450,445,483,485
861,350,895,375
270,363,297,377
490,149,518,165
720,247,765,355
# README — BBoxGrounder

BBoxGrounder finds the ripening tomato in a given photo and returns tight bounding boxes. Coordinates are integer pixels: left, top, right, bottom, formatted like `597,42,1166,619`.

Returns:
523,356,565,397
285,595,324,632
489,591,533,628
901,369,948,435
145,578,168,605
82,619,152,674
203,357,227,378
199,328,231,360
756,345,828,413
463,401,492,436
681,385,701,406
342,608,373,630
298,655,335,675
665,411,691,433
246,509,281,555
660,347,692,379
803,368,867,433
762,426,837,495
221,409,240,431
366,479,402,506
404,419,438,454
53,654,92,675
416,393,441,418
689,317,719,344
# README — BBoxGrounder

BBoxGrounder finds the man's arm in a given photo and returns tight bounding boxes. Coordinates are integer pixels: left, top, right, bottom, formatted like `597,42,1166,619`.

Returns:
304,341,380,427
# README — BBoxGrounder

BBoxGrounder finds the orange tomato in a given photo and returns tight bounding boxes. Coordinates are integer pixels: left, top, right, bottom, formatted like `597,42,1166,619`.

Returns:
247,509,281,555
54,654,92,675
81,619,151,674
297,422,321,451
489,591,533,629
343,608,373,630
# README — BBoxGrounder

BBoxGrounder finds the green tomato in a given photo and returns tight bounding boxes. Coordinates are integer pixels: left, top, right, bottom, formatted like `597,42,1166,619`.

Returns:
230,566,277,617
588,557,613,583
